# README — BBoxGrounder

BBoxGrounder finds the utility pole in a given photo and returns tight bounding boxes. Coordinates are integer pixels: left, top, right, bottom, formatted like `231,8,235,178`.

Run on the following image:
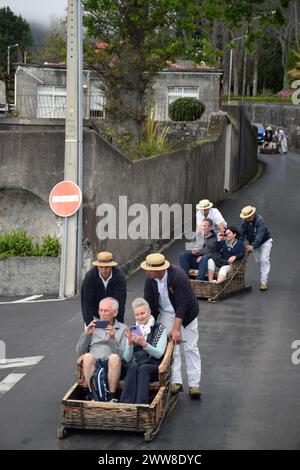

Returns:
7,43,19,75
227,35,247,103
59,0,83,297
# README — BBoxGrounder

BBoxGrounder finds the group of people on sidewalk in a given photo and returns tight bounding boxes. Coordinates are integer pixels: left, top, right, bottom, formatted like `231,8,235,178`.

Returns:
77,198,272,406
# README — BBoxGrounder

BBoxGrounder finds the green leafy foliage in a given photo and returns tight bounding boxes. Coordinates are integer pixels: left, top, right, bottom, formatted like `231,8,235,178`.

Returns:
121,112,173,159
0,230,60,260
169,97,206,121
82,0,290,134
0,7,32,72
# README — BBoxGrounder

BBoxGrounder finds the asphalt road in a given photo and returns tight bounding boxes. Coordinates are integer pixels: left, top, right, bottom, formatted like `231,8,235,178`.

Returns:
0,149,300,450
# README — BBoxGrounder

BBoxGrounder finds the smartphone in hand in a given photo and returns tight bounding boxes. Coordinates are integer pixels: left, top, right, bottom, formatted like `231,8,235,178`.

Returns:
131,325,142,336
95,320,109,329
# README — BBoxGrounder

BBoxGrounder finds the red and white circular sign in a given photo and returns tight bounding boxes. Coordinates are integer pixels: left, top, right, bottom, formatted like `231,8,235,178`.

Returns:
49,180,82,217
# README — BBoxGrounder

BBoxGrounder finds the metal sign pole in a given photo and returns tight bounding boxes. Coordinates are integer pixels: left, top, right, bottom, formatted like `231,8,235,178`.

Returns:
59,217,68,298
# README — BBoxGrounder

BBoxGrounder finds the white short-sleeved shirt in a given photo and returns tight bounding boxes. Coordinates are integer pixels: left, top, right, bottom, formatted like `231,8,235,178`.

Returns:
196,208,227,232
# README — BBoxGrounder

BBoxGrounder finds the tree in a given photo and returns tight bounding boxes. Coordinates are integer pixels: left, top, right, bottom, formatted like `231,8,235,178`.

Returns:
83,0,203,139
0,7,32,74
83,0,291,138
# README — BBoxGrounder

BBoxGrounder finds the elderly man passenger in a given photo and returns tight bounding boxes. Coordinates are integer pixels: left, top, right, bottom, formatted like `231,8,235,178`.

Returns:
180,217,217,281
76,297,127,402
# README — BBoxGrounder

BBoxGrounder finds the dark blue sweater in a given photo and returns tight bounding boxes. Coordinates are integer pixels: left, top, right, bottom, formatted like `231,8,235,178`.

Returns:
81,266,127,325
239,214,271,249
215,239,246,262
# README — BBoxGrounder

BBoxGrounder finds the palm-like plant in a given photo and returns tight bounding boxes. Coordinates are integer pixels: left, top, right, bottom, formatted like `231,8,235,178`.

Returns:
288,51,300,79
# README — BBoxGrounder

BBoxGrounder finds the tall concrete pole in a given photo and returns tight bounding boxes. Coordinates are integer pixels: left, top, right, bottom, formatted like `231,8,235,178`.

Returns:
76,0,84,293
60,0,82,297
227,48,233,103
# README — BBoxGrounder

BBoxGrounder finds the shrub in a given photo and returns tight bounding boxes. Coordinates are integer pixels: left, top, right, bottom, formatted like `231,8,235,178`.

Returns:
0,230,60,260
125,112,173,159
169,97,206,121
277,89,293,99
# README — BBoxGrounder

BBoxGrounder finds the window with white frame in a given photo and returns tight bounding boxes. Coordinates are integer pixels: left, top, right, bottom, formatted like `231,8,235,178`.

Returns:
89,83,106,118
37,85,66,118
167,86,199,105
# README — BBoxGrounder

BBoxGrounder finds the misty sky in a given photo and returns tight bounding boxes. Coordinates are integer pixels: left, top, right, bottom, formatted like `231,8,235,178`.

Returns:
0,0,68,25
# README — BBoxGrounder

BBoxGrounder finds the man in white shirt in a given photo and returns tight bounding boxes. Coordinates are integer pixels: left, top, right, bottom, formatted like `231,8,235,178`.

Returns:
196,199,227,235
142,253,201,399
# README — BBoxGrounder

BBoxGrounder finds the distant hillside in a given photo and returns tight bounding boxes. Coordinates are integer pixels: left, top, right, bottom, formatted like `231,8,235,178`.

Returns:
29,21,47,53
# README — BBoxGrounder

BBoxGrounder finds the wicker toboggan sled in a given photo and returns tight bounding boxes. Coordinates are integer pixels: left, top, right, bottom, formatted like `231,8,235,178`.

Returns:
57,339,178,442
189,256,251,302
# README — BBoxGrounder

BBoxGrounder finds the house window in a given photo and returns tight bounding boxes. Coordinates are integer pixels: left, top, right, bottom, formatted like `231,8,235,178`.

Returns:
89,84,106,118
166,86,199,120
167,86,199,105
37,85,66,118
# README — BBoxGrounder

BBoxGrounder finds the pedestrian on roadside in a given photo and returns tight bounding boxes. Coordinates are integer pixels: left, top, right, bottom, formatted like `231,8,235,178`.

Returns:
275,127,288,154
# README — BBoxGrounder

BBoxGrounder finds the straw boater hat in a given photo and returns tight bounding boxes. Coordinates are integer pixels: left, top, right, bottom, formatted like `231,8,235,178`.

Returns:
266,126,272,131
92,251,118,267
140,253,170,271
196,199,213,211
240,206,256,219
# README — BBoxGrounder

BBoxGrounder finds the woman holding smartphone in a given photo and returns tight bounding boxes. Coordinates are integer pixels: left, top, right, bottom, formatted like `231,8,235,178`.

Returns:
120,298,167,404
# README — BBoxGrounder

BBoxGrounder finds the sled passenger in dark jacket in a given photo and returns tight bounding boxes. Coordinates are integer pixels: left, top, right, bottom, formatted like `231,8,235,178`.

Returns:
81,251,127,325
207,226,245,283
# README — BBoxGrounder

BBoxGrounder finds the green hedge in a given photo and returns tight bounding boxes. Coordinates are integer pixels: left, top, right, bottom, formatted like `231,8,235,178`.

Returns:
0,230,60,260
169,97,206,121
225,96,292,104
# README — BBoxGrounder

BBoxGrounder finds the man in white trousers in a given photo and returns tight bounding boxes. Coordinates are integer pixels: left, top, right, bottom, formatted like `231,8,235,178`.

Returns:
239,206,273,290
141,253,201,399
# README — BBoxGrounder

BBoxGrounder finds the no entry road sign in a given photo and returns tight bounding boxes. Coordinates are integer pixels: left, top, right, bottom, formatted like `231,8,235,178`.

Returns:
49,180,82,217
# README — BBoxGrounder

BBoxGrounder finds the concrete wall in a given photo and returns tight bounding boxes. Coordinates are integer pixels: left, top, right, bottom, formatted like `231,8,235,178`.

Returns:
0,108,257,274
0,257,60,296
243,102,300,151
0,188,58,238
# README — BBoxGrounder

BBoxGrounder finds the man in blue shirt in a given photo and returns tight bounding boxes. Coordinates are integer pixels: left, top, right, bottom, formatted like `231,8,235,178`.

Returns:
239,206,273,290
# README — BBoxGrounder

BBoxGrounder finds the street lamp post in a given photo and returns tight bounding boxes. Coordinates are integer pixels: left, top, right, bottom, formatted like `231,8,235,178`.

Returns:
7,43,19,75
227,35,247,103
